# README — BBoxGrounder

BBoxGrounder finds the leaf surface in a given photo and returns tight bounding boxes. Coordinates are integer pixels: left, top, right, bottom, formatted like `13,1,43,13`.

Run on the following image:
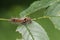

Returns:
20,0,59,17
16,21,49,40
46,2,60,30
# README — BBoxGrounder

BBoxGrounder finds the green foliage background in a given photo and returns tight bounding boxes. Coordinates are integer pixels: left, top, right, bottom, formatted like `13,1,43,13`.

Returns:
0,0,60,40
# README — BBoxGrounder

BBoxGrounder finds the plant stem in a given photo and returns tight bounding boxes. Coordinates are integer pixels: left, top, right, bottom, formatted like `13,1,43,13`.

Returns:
0,18,9,21
32,16,60,20
32,16,49,20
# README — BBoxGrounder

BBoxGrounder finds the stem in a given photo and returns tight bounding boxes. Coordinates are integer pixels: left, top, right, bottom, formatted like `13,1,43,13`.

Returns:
32,16,49,20
0,18,9,21
32,16,60,20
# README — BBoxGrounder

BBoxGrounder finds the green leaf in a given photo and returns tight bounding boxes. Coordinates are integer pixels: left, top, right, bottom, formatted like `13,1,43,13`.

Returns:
20,0,59,17
49,17,60,30
16,21,49,40
45,2,60,30
46,2,60,16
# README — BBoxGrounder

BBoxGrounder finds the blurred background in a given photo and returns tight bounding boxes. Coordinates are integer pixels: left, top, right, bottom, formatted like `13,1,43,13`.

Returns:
0,0,60,40
0,0,37,40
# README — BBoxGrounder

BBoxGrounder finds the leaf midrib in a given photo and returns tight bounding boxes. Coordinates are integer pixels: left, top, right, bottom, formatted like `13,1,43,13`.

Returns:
25,25,34,40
